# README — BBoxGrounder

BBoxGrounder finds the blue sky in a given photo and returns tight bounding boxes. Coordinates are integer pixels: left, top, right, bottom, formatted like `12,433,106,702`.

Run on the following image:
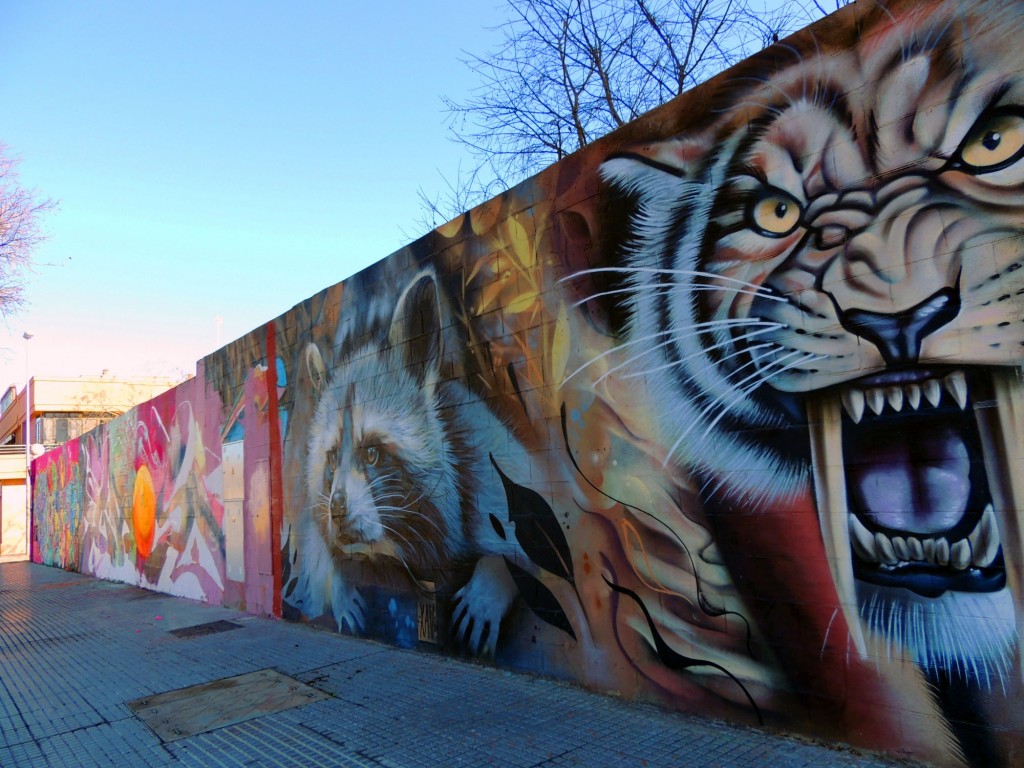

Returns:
0,0,506,383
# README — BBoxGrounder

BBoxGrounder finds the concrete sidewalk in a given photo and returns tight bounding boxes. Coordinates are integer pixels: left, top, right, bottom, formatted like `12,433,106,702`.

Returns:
0,562,913,768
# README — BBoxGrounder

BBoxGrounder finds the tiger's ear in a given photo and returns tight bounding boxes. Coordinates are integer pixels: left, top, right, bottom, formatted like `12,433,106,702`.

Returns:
599,136,711,197
304,343,328,395
389,268,443,390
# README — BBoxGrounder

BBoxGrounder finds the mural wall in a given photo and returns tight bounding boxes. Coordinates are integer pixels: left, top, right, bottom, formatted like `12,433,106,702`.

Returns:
32,353,280,614
31,1,1024,764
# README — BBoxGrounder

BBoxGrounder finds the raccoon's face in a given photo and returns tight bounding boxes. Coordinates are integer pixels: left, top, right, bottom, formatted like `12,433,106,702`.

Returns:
307,346,455,571
304,268,461,573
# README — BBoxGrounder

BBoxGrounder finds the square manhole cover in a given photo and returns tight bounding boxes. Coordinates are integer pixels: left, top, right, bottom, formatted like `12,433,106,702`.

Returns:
128,669,329,741
168,619,243,638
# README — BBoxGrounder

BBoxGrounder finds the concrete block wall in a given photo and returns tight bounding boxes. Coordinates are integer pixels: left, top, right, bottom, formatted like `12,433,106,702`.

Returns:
30,2,1024,764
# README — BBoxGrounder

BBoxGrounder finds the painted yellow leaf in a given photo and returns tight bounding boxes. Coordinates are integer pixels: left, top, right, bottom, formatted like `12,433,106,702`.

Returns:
436,213,465,239
478,280,506,314
466,251,494,285
471,197,503,235
503,216,535,270
507,291,539,314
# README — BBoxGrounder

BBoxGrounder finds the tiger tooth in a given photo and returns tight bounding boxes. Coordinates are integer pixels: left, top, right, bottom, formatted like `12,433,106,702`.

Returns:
866,387,885,415
970,504,1000,568
944,371,968,409
841,389,866,423
968,506,985,550
886,386,904,412
807,394,867,658
924,379,942,407
875,532,898,564
923,537,937,564
891,535,909,560
906,383,922,410
849,515,878,562
974,369,1024,671
936,537,950,566
950,539,971,570
907,536,924,561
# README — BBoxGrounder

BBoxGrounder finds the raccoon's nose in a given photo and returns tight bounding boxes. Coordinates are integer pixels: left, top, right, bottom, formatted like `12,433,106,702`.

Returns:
330,491,346,521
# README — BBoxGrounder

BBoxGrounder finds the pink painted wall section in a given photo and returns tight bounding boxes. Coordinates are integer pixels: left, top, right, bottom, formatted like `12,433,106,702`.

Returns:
33,341,277,616
30,3,1024,764
31,440,82,568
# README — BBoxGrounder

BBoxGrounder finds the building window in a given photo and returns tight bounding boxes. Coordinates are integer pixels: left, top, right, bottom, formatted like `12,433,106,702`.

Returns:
35,414,112,446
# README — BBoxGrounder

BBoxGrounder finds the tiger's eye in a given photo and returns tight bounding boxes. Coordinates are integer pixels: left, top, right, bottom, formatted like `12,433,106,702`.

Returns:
959,112,1024,172
749,190,803,237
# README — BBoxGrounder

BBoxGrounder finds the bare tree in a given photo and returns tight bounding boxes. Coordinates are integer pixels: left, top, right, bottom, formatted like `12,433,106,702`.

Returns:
0,145,54,314
418,0,851,227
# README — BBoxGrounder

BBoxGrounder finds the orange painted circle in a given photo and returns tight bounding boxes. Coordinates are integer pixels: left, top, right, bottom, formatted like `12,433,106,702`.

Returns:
132,465,156,560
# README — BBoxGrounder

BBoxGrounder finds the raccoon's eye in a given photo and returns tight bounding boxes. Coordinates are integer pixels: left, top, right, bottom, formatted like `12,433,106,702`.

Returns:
748,188,803,237
957,110,1024,173
362,445,380,467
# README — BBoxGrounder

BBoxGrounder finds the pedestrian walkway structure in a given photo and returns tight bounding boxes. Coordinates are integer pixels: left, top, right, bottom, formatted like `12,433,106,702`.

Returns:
0,562,908,768
24,2,1024,766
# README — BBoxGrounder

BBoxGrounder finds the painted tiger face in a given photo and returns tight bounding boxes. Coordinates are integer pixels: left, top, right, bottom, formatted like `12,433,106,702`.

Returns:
600,0,1024,689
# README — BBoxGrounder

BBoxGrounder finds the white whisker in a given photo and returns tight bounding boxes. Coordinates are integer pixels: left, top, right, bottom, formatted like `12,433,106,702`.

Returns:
704,352,823,442
661,349,823,464
620,331,778,381
375,522,419,557
594,322,780,386
571,281,776,310
660,350,788,462
378,506,448,538
562,318,781,386
561,266,784,301
559,327,678,386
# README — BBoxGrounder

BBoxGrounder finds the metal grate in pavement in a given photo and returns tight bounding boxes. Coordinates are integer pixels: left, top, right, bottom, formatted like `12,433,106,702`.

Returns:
127,668,329,742
128,589,168,600
167,619,243,638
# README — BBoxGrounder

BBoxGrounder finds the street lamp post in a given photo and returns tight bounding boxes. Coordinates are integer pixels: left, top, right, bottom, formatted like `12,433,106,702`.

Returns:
23,332,32,557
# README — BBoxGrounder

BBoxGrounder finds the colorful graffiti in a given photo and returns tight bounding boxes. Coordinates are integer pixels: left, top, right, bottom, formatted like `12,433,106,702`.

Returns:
33,441,84,568
33,363,279,614
31,1,1024,764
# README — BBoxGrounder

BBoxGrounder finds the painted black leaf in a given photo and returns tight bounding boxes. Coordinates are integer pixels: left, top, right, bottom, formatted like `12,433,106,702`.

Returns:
490,454,574,583
560,403,755,658
280,542,293,594
489,513,506,540
506,362,530,419
604,576,762,725
505,558,575,640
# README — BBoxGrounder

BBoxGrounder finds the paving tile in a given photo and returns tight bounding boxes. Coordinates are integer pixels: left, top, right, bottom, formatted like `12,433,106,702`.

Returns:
0,562,919,768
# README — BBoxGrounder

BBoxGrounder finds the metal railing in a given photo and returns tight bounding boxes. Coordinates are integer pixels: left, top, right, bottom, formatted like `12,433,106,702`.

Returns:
0,444,60,456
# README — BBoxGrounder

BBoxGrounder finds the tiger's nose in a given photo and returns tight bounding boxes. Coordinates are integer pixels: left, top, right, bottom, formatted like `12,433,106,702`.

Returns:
839,287,960,365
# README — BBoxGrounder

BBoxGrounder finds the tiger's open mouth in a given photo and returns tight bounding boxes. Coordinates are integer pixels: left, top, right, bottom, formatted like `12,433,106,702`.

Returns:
807,366,1024,654
841,368,1005,597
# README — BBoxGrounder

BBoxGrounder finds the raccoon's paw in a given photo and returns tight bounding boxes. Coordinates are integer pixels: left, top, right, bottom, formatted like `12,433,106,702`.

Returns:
331,580,367,635
451,556,517,657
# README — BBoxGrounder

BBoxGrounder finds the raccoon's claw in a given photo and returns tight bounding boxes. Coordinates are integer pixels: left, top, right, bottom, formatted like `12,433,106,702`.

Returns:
450,556,517,657
451,598,498,657
331,581,366,635
339,601,366,635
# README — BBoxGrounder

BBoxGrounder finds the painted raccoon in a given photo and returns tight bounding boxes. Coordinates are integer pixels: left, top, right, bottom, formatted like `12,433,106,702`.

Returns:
593,0,1024,761
300,267,530,656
